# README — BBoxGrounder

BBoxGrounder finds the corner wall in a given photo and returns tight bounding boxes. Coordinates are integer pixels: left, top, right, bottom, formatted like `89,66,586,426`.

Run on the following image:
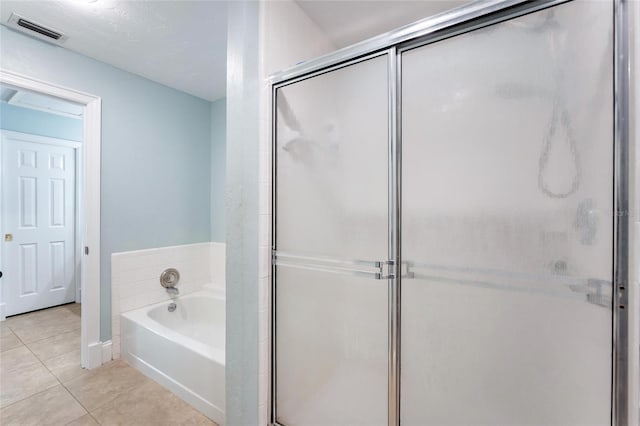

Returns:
258,2,335,425
225,2,261,425
224,0,334,424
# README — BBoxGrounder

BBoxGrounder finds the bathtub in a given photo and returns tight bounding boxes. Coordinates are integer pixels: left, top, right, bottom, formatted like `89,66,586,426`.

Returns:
121,287,225,424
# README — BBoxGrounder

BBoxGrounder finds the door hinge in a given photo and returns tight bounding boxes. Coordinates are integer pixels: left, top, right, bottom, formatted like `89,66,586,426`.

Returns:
84,246,89,255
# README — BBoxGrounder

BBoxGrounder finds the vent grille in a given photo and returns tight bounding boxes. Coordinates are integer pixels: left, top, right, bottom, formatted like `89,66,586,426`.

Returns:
7,13,68,44
17,18,62,40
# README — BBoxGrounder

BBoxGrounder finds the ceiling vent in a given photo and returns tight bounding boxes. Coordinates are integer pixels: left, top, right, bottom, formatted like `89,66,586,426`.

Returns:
7,13,68,45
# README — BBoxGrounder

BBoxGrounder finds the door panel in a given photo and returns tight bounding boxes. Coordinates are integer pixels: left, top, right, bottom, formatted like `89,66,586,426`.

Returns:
400,2,613,425
274,55,390,425
275,267,388,426
2,133,77,316
275,55,389,260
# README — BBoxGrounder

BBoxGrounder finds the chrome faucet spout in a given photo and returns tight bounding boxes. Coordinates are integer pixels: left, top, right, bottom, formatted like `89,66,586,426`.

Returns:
166,287,179,296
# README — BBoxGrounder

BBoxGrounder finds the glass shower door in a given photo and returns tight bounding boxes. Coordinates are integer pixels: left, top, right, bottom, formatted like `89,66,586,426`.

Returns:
400,2,613,425
273,55,390,425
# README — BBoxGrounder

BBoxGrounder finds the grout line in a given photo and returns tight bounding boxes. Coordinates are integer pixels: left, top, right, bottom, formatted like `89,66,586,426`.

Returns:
0,342,60,409
53,344,98,418
14,324,81,346
1,305,90,420
0,381,61,411
59,378,97,424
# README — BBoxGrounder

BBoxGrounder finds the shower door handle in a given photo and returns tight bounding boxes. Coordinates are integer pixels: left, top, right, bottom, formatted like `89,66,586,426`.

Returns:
272,251,393,280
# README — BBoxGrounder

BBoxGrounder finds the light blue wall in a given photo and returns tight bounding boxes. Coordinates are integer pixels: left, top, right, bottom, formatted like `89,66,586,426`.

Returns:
0,26,213,341
0,102,83,141
226,2,260,424
210,98,226,242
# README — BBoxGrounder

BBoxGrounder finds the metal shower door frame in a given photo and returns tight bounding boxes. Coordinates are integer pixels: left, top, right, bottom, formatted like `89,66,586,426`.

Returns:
269,1,630,425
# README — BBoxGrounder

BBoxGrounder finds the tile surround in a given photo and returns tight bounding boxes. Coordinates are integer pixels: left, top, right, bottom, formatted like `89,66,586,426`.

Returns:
258,89,272,425
111,242,226,359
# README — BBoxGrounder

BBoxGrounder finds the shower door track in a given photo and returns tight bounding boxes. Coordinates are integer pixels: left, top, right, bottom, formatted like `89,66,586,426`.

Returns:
269,1,631,425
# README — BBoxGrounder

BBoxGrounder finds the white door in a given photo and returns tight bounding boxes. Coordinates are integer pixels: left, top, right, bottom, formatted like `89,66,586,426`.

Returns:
2,132,77,316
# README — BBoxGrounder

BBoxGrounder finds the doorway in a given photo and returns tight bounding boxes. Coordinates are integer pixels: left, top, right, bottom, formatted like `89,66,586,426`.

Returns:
0,70,102,369
2,129,81,316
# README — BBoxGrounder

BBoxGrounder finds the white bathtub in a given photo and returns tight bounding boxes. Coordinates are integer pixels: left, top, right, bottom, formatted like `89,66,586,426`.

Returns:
121,287,225,424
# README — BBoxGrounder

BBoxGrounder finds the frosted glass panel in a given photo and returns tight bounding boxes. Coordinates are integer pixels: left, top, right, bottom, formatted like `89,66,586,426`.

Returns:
275,55,388,260
401,2,613,425
275,56,389,425
276,268,388,425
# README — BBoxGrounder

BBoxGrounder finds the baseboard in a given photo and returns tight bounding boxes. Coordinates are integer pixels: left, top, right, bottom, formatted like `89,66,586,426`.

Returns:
102,340,113,363
85,340,113,368
86,342,102,368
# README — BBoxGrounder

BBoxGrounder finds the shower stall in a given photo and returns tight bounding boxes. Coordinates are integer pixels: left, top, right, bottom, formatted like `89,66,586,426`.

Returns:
270,1,629,425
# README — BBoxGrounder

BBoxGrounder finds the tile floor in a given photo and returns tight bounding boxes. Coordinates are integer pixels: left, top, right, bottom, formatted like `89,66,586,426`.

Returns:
0,304,216,425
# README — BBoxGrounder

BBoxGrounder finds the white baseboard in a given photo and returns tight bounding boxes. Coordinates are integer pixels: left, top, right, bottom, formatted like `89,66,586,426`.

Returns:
86,342,104,368
85,340,113,368
102,340,113,364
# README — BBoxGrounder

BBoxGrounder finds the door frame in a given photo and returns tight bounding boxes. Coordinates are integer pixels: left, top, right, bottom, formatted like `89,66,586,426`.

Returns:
268,0,633,425
0,130,82,312
0,69,103,369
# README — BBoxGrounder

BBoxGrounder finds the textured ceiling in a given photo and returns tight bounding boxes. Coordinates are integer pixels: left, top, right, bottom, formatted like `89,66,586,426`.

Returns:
0,0,471,102
296,0,471,48
0,0,227,101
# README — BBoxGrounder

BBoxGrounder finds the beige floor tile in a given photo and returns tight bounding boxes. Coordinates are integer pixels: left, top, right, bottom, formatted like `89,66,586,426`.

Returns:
5,305,79,330
66,413,100,426
0,357,59,407
0,323,14,337
65,360,151,412
0,346,40,372
11,317,80,344
91,380,216,426
28,329,81,361
0,385,87,426
64,303,82,317
0,331,23,353
42,348,88,383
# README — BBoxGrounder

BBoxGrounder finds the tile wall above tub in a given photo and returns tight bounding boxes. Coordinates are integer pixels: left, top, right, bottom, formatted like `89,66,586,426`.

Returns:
110,242,225,358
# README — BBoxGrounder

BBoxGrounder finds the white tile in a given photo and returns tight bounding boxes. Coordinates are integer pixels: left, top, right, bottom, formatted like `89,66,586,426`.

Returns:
129,265,162,282
259,341,268,377
258,214,271,248
258,376,267,409
112,243,214,314
258,403,268,426
258,277,269,312
119,297,138,313
259,247,270,279
259,144,272,185
210,243,226,286
112,340,121,359
259,182,271,215
259,309,269,343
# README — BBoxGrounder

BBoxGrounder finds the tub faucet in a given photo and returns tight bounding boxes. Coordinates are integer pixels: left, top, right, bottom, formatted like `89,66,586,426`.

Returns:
166,287,179,297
